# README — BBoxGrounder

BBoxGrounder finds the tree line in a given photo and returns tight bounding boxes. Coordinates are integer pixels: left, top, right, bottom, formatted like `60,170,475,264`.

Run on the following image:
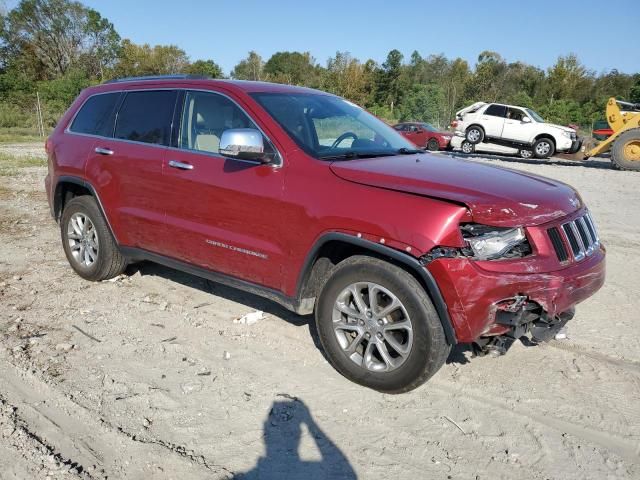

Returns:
1,0,639,133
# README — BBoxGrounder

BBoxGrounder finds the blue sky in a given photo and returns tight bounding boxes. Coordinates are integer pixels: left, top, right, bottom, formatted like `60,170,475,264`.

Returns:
8,0,640,75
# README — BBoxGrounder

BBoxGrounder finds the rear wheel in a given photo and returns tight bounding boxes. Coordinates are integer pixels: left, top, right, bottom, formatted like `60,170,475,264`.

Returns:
465,126,484,144
611,128,640,171
60,196,127,281
533,138,555,159
427,138,440,151
461,140,475,154
315,256,450,393
519,148,533,159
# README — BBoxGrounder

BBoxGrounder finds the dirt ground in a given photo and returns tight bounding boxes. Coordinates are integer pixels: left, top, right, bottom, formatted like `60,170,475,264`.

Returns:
0,143,639,479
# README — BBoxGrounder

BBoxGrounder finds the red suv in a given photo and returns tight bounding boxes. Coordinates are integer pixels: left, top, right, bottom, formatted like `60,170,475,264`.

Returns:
45,76,606,393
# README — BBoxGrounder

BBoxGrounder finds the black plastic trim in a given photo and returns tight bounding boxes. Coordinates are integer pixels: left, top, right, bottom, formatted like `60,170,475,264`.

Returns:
54,176,119,243
296,233,457,345
119,247,299,313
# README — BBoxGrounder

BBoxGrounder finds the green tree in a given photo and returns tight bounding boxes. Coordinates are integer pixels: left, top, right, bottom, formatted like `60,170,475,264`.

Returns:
630,78,640,103
374,49,405,114
323,51,373,106
184,59,223,78
231,51,264,81
111,39,189,78
544,54,593,103
263,51,319,86
2,0,119,78
398,83,446,126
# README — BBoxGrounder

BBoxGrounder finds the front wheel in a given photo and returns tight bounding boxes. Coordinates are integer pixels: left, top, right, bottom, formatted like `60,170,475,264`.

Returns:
426,138,440,151
610,128,640,171
315,256,450,393
533,138,555,159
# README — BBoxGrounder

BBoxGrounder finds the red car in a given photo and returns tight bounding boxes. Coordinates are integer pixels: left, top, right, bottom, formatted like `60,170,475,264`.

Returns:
393,122,452,151
45,76,605,393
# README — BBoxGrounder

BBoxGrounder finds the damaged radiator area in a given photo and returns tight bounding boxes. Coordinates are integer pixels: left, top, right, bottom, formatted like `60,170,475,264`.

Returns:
475,296,575,356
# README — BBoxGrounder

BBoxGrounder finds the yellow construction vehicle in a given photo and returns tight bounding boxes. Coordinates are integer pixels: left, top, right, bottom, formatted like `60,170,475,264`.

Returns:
585,97,640,171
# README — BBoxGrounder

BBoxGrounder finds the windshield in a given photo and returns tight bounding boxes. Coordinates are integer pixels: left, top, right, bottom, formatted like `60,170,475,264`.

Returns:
420,123,437,131
526,109,545,123
251,93,416,159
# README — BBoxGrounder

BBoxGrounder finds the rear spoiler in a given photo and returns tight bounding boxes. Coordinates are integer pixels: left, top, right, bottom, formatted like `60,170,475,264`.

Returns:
455,102,486,119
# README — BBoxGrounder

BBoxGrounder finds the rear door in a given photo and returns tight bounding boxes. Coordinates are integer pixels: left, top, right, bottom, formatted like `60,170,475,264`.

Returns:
159,89,286,287
85,89,178,251
480,104,507,138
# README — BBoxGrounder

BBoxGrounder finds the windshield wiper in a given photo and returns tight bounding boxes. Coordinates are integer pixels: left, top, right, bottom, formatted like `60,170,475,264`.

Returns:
319,151,395,161
397,147,424,154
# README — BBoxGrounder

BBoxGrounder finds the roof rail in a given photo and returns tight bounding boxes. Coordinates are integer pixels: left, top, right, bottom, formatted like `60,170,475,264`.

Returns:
104,74,211,84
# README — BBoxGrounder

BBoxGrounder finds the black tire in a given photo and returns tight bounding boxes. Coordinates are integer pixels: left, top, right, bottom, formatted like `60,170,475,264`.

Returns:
315,256,450,393
465,125,484,144
519,149,533,159
610,128,640,171
426,138,440,151
461,140,475,154
533,137,555,159
60,196,127,281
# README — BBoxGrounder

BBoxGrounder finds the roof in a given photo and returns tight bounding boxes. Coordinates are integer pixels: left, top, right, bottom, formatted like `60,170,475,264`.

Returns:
90,75,328,96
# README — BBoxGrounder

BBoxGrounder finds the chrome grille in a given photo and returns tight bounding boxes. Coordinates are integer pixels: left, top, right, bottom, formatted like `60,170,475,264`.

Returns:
549,211,600,262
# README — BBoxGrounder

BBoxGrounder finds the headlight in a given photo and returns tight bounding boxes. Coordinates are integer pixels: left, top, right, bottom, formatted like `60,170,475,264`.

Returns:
562,131,572,138
460,224,530,260
442,135,452,140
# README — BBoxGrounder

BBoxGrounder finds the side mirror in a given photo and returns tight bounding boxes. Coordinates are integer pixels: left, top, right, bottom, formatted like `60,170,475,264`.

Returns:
522,117,532,123
219,128,268,163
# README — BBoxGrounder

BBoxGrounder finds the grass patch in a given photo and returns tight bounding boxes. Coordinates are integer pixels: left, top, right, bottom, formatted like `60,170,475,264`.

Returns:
0,152,46,176
0,127,47,144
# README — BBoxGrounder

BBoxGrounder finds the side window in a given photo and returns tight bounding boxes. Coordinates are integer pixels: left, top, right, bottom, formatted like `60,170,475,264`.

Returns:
114,90,177,146
507,108,526,121
484,104,507,118
70,92,120,136
179,90,258,155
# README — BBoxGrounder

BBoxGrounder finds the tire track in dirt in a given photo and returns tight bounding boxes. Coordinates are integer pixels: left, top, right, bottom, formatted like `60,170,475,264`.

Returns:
432,381,640,463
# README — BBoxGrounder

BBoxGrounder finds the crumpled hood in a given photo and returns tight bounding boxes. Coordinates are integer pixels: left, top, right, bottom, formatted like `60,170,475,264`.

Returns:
330,154,581,226
546,123,575,134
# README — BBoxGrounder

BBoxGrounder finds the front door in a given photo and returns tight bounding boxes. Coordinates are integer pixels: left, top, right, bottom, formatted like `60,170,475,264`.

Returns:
502,107,535,143
160,90,286,288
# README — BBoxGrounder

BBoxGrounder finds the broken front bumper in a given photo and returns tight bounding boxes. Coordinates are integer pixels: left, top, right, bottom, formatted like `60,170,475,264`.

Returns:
427,246,606,343
566,138,583,154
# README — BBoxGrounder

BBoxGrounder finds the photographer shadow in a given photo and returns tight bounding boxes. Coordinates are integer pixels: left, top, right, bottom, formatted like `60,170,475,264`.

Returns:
236,397,356,480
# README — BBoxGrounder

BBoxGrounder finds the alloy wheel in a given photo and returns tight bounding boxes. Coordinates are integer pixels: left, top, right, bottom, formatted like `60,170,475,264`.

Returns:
467,129,481,142
332,282,413,373
67,212,99,267
535,141,551,156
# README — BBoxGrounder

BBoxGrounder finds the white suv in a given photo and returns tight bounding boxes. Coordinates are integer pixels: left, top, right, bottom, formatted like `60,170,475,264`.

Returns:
453,102,582,159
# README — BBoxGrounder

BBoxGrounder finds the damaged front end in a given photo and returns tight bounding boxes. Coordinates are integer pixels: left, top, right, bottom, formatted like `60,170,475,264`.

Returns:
422,208,606,349
474,296,575,356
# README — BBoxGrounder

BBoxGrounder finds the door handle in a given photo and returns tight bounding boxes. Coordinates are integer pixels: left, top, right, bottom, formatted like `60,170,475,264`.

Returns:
95,147,113,155
168,160,194,170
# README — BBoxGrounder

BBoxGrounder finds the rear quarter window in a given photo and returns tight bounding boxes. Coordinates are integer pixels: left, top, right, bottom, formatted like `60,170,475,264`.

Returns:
484,104,507,117
69,92,121,136
114,90,177,146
